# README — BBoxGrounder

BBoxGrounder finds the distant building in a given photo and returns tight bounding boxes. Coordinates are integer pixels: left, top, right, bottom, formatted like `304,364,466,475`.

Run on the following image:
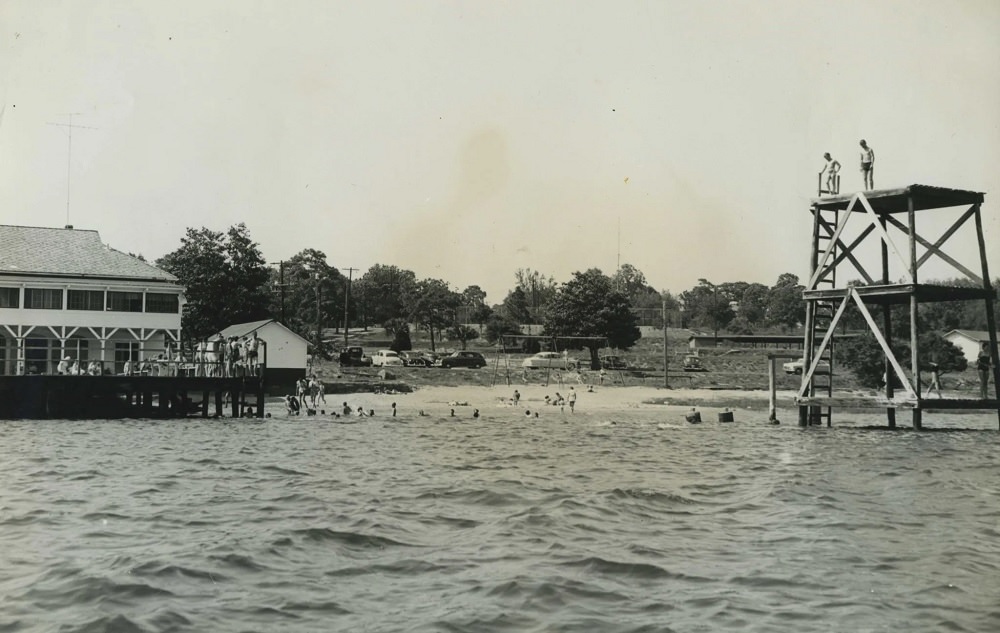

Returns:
943,329,1000,363
0,225,184,375
213,319,308,390
688,334,807,350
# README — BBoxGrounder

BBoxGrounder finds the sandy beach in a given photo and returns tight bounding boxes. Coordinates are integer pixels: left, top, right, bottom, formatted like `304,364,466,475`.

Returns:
270,384,801,422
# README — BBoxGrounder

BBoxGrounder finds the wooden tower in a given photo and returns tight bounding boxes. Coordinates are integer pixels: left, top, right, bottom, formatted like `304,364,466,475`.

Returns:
797,184,1000,429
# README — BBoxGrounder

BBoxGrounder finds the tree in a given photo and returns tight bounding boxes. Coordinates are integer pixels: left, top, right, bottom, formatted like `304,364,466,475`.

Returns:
271,249,347,354
838,330,967,389
355,264,417,328
502,287,532,324
836,305,967,388
484,313,522,344
460,285,492,328
389,324,412,353
679,279,734,339
543,268,641,369
403,278,461,352
514,268,558,319
612,263,650,298
447,324,480,350
765,273,805,331
157,224,270,339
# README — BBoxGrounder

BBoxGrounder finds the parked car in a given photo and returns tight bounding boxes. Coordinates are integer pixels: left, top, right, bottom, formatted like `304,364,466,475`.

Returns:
783,358,831,375
440,351,487,369
682,354,708,372
600,355,629,370
371,349,404,367
522,351,577,370
338,346,371,367
400,350,437,367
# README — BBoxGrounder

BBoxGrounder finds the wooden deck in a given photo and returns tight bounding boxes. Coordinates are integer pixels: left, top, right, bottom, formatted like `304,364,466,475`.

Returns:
0,374,267,420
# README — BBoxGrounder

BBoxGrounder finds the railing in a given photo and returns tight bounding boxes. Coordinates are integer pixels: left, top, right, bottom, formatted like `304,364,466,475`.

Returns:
818,171,841,196
12,344,267,378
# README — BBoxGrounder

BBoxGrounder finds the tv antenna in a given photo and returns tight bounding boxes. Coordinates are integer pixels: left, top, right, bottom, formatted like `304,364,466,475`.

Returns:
47,113,98,227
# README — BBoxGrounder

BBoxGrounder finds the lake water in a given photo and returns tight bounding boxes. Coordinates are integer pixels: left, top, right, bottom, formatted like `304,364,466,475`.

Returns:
1,406,998,632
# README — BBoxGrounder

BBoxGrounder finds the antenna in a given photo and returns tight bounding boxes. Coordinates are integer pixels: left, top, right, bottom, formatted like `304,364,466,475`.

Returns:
47,113,98,227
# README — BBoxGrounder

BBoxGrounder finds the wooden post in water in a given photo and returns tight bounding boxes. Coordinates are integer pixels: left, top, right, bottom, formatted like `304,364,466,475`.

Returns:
768,356,777,423
880,215,896,429
908,194,922,430
215,390,223,417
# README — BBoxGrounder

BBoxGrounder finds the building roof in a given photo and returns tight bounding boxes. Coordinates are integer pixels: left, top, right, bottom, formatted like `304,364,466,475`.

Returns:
214,319,310,344
944,329,999,343
0,225,176,281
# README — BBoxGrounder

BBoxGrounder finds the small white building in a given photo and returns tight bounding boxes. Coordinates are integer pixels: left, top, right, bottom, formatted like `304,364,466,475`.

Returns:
943,329,1000,363
0,225,184,375
215,319,308,390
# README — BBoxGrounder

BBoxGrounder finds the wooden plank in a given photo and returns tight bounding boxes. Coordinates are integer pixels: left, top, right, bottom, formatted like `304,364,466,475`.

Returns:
914,205,976,267
858,193,913,282
851,288,918,400
884,213,983,284
808,197,857,290
819,221,876,285
973,204,1000,430
796,293,851,399
794,396,918,409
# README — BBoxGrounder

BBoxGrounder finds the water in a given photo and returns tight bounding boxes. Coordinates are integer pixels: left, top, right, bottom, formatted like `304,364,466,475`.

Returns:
1,406,998,632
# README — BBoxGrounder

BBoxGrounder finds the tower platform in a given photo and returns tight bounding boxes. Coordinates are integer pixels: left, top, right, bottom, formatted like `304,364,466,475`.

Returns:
797,184,999,429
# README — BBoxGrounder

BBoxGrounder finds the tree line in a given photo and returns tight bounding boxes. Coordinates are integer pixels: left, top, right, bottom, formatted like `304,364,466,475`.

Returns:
155,224,996,378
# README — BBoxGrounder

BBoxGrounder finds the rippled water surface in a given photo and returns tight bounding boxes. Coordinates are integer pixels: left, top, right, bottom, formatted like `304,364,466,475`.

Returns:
1,407,999,632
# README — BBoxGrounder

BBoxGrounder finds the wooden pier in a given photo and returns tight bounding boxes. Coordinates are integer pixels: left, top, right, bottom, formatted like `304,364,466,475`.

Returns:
0,373,267,420
797,184,1000,429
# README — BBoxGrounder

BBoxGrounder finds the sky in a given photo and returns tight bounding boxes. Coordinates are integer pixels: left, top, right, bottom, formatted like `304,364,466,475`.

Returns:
1,0,999,303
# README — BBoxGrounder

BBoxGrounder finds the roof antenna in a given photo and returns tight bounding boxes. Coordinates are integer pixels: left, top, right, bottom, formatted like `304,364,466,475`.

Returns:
47,113,98,228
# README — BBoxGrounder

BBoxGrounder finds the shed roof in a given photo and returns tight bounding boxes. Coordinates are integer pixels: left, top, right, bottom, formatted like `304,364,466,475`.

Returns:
0,225,176,281
944,329,998,343
213,319,310,344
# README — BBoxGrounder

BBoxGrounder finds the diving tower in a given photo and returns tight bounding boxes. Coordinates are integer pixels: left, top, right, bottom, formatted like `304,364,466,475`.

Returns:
797,184,1000,429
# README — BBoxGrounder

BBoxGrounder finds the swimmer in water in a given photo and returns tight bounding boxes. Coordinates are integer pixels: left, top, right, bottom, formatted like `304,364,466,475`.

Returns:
473,409,480,418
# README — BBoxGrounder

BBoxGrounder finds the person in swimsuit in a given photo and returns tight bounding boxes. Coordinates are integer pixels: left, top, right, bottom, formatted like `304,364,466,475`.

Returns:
821,152,841,194
859,140,874,190
977,342,993,399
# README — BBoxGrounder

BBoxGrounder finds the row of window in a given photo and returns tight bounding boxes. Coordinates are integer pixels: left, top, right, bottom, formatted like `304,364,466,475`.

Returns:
0,337,142,375
0,287,179,313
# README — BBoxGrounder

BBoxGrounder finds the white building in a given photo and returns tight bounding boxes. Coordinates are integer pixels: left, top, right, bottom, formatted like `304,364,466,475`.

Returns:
0,225,184,375
943,329,1000,364
214,319,308,389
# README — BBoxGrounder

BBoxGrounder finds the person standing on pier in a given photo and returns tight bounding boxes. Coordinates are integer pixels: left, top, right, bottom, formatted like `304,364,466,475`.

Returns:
859,139,875,190
977,342,993,399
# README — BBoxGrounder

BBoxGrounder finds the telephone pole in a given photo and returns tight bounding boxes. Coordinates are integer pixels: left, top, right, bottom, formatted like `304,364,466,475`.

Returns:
341,267,359,347
47,114,98,227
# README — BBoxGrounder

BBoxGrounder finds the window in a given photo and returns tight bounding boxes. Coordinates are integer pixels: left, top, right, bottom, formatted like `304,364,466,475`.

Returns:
115,342,139,374
0,287,18,308
24,288,63,310
107,291,143,312
145,293,179,314
0,338,8,375
68,289,105,311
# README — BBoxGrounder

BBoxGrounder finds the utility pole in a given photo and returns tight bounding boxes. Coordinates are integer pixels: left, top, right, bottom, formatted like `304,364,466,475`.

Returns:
662,294,670,389
315,272,322,355
279,261,286,324
47,114,98,227
341,267,358,347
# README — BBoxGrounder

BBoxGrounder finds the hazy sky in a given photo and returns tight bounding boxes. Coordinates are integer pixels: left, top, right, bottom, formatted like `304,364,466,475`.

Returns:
2,1,999,302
